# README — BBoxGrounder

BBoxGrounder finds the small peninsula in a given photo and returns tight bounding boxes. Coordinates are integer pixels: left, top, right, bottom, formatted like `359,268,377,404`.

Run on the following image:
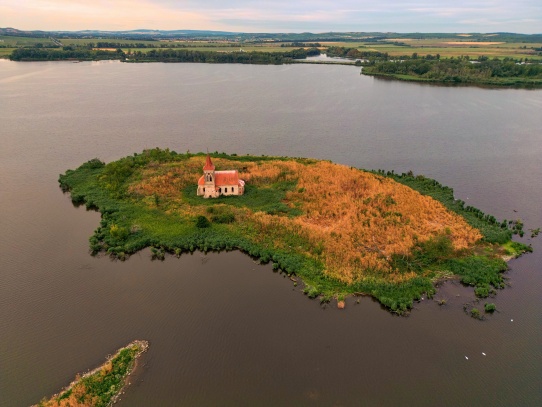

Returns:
35,340,148,407
361,56,542,87
58,149,530,313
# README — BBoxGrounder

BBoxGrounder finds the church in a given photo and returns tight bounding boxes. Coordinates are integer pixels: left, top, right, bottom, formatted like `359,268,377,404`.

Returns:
197,154,245,198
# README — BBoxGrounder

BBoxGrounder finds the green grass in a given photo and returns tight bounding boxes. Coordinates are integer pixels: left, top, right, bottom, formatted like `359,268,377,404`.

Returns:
58,149,531,315
0,48,15,58
0,35,56,47
182,180,302,216
502,240,533,257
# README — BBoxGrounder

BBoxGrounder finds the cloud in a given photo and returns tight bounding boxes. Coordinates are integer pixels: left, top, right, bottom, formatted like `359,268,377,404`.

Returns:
0,0,540,33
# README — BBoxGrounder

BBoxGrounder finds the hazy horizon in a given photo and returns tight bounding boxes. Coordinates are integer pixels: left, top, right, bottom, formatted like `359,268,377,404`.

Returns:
1,0,541,35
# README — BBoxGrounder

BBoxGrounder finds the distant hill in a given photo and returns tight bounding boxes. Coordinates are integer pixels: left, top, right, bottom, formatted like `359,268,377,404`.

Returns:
2,27,541,42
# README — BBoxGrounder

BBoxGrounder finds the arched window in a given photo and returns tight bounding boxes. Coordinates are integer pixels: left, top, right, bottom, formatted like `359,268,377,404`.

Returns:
225,187,228,193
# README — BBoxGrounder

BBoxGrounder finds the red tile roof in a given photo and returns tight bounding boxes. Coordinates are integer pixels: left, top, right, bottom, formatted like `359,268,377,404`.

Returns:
203,154,215,171
215,171,239,186
197,171,243,187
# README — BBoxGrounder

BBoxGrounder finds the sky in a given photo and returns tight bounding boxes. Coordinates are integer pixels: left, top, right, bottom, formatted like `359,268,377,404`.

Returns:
1,0,541,34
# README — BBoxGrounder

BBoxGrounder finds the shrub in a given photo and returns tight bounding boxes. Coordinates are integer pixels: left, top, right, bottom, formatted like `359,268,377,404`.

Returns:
79,158,105,170
470,308,481,319
474,286,490,298
195,215,210,228
303,285,320,299
211,213,235,224
110,224,129,240
484,303,496,312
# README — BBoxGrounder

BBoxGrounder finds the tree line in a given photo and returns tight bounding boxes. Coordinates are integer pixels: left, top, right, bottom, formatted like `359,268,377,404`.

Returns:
9,47,124,61
126,47,320,63
362,56,542,83
10,46,320,64
325,46,389,60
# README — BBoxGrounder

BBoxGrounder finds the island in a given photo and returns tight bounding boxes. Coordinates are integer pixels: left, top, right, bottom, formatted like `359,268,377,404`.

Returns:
36,340,148,407
58,149,530,314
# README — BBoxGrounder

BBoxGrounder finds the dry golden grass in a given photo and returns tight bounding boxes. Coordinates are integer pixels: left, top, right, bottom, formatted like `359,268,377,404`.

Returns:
130,157,481,284
291,161,480,282
39,379,98,407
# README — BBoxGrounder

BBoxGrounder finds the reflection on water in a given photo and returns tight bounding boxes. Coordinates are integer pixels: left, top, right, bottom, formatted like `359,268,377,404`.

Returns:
0,61,541,407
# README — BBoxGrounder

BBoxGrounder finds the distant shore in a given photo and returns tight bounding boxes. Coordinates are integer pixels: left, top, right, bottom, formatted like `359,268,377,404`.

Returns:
361,60,542,88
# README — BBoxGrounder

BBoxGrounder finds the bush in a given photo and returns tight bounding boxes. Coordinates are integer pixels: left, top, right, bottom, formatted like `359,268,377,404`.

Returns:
470,308,481,319
110,224,129,240
211,213,235,224
195,215,210,228
79,158,105,170
484,303,496,312
474,286,490,298
303,285,320,299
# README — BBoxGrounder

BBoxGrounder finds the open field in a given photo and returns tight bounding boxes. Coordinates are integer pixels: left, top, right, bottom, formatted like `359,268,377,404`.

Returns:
376,38,542,59
0,35,56,47
0,48,15,57
3,33,541,60
58,37,160,46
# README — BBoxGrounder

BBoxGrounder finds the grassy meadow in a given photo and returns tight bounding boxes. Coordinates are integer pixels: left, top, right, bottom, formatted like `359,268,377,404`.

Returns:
58,150,530,313
0,35,56,47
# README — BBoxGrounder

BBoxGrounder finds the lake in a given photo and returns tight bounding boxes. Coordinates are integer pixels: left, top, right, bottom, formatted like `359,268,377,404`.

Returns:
0,60,541,406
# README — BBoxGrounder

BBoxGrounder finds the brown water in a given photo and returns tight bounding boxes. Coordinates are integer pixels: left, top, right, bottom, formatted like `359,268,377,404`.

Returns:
0,60,541,406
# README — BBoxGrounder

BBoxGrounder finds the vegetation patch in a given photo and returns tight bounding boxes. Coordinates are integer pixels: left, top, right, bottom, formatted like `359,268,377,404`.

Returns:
36,340,148,407
58,149,532,314
484,303,497,313
361,56,542,87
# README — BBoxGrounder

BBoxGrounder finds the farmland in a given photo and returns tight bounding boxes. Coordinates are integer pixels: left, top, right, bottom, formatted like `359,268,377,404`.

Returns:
2,30,541,61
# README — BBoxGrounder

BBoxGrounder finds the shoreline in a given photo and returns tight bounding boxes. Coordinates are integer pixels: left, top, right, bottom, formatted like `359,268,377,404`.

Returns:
361,71,542,88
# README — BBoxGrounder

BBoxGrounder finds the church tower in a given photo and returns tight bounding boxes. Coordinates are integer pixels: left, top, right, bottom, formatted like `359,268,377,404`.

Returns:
202,153,218,198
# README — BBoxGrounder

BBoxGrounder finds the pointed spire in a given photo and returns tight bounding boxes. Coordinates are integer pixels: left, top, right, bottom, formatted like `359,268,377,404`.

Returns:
203,153,215,171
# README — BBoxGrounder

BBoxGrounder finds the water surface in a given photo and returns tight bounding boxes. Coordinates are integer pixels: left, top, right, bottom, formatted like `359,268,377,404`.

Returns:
0,60,541,406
